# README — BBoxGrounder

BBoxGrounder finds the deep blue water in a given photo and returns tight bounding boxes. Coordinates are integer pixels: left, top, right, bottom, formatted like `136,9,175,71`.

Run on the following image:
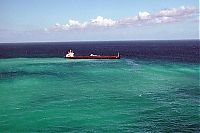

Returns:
0,40,199,62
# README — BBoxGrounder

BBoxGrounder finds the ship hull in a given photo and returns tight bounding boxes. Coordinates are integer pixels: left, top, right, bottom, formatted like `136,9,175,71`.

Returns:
65,56,120,59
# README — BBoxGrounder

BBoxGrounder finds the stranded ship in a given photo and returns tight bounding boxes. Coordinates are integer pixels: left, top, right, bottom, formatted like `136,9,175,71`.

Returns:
65,50,120,59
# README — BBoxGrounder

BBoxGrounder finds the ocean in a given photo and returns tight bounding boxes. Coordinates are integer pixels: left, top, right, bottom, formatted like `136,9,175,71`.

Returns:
0,40,199,132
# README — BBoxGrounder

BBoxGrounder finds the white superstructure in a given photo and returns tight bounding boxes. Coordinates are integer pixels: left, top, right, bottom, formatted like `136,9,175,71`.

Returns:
66,50,74,57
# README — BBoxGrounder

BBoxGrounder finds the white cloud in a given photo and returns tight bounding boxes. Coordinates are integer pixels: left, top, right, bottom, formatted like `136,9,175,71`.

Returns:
55,23,61,27
50,16,116,31
137,11,151,20
157,6,197,17
122,6,198,25
52,23,65,31
68,19,87,28
90,16,116,26
47,6,198,32
153,17,176,24
51,20,88,31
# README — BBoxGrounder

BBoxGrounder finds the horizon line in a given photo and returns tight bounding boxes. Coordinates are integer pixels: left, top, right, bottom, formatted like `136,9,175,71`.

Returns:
0,39,199,44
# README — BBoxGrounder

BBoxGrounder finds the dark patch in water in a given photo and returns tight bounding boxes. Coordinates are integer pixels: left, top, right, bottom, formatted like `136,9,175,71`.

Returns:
28,94,66,107
0,71,57,78
176,87,200,97
0,70,83,79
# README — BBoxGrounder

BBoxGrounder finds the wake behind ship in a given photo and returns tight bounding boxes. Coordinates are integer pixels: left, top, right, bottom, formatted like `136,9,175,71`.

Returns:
65,50,120,59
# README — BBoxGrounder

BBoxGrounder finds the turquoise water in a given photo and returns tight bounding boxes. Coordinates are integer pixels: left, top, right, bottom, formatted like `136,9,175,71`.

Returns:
0,58,199,132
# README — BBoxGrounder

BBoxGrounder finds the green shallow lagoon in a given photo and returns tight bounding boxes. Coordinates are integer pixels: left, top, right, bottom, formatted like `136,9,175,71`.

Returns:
0,58,199,132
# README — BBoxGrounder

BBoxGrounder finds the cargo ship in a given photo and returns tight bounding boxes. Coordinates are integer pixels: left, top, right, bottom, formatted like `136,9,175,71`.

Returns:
65,50,120,59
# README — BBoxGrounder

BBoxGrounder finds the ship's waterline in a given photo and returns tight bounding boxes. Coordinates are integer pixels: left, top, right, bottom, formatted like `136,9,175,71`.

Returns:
65,49,120,59
0,58,199,132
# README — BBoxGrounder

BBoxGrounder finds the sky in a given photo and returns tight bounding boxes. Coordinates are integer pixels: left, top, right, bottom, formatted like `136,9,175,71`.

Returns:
0,0,199,43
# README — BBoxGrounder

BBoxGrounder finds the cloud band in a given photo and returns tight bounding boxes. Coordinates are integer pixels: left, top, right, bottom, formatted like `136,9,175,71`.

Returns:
46,6,198,32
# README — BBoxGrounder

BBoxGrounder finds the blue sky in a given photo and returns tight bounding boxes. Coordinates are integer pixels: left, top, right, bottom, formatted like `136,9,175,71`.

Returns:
0,0,199,42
